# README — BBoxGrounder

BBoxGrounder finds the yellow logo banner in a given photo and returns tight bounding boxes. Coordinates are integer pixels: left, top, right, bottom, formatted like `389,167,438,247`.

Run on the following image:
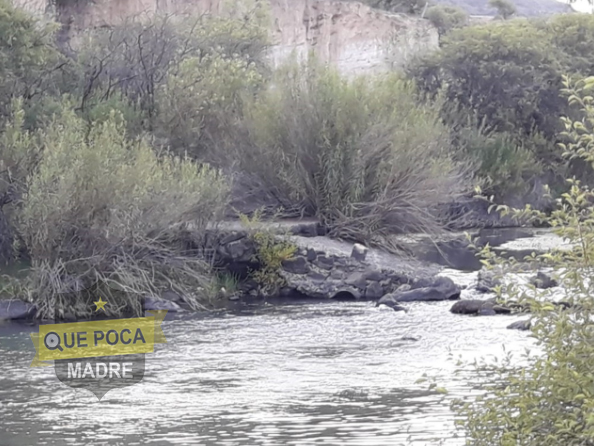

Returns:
30,310,168,367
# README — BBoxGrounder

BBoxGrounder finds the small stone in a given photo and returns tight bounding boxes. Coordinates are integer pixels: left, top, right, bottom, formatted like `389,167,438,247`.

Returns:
316,256,334,270
391,305,407,312
306,249,317,262
161,290,183,303
144,297,182,312
225,239,249,260
282,257,310,274
307,272,327,282
351,243,368,262
507,319,532,331
397,283,412,292
345,272,367,290
363,269,385,282
329,269,345,280
291,224,317,237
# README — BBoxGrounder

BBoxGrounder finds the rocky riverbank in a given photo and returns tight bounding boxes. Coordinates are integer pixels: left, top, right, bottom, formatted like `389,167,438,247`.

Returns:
0,221,566,323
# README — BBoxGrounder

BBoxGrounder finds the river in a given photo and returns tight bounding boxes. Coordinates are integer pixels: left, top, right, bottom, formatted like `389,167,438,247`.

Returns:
0,233,553,446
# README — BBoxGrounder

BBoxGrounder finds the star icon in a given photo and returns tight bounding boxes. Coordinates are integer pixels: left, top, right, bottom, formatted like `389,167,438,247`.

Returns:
94,297,108,312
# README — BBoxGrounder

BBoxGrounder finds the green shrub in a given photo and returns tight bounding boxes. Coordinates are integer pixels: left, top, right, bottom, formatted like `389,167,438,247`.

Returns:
456,76,594,445
8,104,230,319
229,61,467,247
240,211,296,294
455,126,540,195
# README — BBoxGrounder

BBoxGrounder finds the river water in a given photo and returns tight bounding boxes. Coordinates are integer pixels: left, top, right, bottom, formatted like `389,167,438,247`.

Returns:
0,233,554,446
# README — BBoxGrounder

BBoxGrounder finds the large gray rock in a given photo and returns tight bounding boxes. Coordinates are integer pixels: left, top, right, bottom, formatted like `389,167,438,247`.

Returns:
450,298,511,316
0,299,37,320
412,276,461,298
365,282,384,299
282,257,309,275
376,276,461,304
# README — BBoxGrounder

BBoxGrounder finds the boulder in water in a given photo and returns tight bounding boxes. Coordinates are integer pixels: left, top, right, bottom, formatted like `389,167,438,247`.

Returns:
378,277,461,304
507,319,531,331
375,297,407,312
450,298,510,316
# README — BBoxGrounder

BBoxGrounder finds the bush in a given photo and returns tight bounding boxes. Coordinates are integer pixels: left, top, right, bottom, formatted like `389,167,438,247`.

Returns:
410,20,563,139
239,211,296,294
454,125,540,195
425,5,468,37
228,61,467,247
7,104,230,319
456,76,594,445
155,53,264,157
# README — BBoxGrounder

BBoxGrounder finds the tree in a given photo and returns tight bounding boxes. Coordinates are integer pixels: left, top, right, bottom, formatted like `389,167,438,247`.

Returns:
488,0,517,19
360,0,427,15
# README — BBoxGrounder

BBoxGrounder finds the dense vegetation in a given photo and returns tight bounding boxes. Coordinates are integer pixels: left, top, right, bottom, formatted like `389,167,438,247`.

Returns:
0,0,463,316
1,0,594,442
455,75,594,446
408,14,594,196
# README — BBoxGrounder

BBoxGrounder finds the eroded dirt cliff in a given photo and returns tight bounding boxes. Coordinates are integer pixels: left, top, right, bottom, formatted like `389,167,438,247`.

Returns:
13,0,438,74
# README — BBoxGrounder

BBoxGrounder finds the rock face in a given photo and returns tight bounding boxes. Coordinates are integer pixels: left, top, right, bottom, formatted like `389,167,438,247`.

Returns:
14,0,438,75
0,299,37,320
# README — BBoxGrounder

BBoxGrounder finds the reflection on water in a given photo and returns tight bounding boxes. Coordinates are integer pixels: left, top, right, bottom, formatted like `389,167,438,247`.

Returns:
0,285,533,446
